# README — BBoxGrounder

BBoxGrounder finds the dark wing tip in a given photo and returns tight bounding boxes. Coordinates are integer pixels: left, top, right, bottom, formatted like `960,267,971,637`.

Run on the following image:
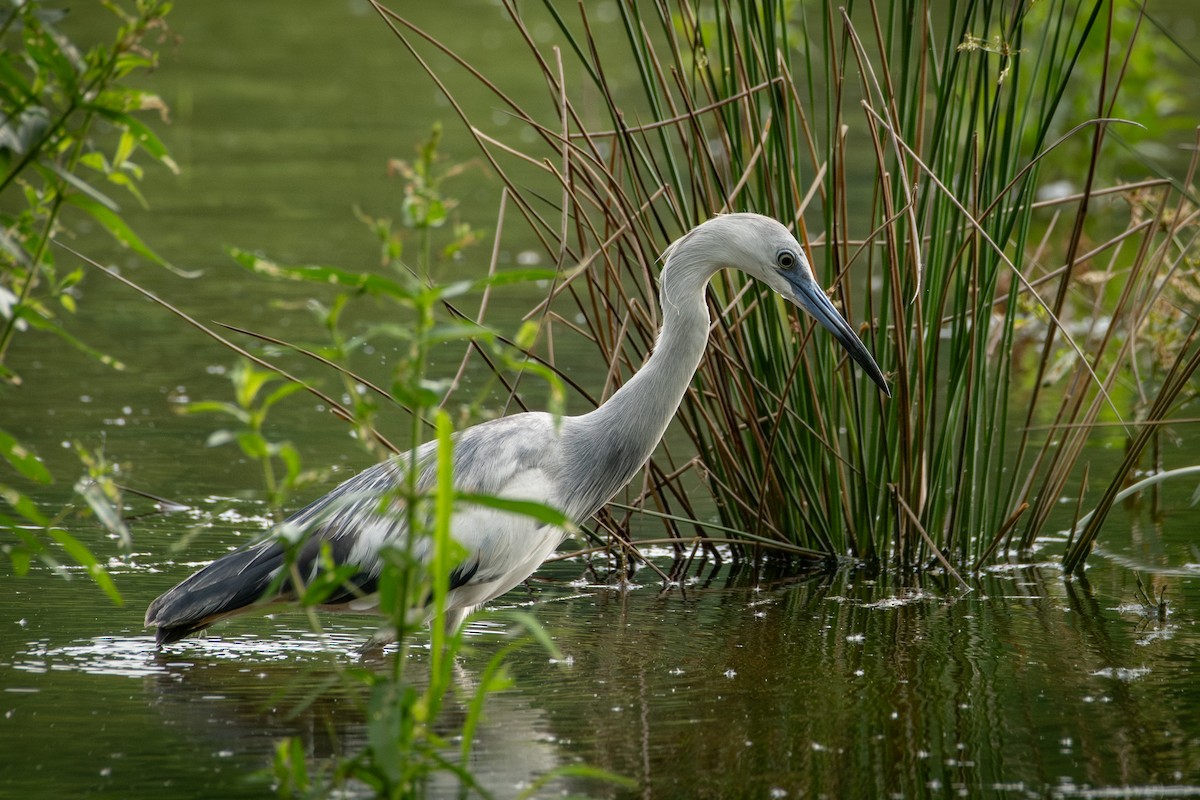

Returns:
153,622,199,647
143,539,286,646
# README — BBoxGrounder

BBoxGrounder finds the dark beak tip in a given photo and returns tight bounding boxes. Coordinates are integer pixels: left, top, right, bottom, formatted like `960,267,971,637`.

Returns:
790,277,891,398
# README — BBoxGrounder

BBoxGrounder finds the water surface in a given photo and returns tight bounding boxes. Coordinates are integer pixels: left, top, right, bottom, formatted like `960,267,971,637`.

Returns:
4,535,1199,798
3,2,1199,799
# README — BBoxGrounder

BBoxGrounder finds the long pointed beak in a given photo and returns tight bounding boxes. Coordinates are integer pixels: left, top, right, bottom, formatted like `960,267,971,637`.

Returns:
788,275,891,397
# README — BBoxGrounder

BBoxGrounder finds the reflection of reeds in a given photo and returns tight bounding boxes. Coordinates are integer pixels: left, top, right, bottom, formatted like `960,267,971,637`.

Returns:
372,1,1199,571
1133,571,1168,623
505,567,1196,798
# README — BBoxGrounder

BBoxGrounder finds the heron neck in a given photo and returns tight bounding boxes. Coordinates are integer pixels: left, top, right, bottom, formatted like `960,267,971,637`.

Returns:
561,257,716,518
596,289,710,433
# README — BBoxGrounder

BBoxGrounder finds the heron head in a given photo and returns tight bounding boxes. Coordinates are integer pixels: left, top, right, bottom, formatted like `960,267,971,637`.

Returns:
704,213,891,397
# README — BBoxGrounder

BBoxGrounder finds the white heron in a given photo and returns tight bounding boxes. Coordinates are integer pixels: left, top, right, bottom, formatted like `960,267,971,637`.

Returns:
145,213,890,645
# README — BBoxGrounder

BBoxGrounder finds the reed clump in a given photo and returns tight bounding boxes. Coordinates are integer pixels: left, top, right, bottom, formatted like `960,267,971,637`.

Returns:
372,0,1199,573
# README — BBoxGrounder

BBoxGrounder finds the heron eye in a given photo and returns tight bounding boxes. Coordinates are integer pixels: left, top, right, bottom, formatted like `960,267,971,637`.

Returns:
776,250,797,269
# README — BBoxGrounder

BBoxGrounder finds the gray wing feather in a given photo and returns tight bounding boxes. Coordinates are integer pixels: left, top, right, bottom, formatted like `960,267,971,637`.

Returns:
285,411,564,581
145,412,566,643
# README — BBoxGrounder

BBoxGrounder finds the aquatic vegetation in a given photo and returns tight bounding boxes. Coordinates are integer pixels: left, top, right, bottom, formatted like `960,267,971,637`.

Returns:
370,0,1200,573
138,120,620,795
0,0,176,377
178,358,316,520
1,0,174,599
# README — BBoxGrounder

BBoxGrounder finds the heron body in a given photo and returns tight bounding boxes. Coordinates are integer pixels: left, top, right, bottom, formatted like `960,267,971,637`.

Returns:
145,213,890,645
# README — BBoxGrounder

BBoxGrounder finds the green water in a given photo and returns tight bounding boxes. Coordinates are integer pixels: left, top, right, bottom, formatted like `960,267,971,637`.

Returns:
4,550,1199,799
3,2,1200,798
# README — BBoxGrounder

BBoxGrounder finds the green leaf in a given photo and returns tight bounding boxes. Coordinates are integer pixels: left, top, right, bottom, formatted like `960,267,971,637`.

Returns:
391,380,440,410
74,474,129,544
74,477,131,549
2,106,51,159
471,268,557,290
14,308,126,370
366,683,410,785
360,322,415,343
503,609,563,660
228,247,417,299
59,266,84,290
204,429,239,448
299,552,361,606
0,58,35,103
0,428,53,483
436,279,475,300
425,198,447,227
230,429,266,460
38,159,121,212
271,737,310,795
0,483,50,526
426,321,495,346
232,361,274,409
6,525,59,574
0,227,31,267
48,528,123,605
104,168,150,210
24,25,79,94
78,151,110,173
114,128,136,167
235,431,270,459
62,191,167,266
454,493,574,531
514,320,540,350
182,400,249,423
275,443,302,484
260,380,304,412
86,105,179,173
8,540,33,576
110,52,157,78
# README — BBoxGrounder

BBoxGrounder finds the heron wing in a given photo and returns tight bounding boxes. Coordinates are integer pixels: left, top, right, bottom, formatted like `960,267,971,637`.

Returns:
145,412,566,642
284,411,566,600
